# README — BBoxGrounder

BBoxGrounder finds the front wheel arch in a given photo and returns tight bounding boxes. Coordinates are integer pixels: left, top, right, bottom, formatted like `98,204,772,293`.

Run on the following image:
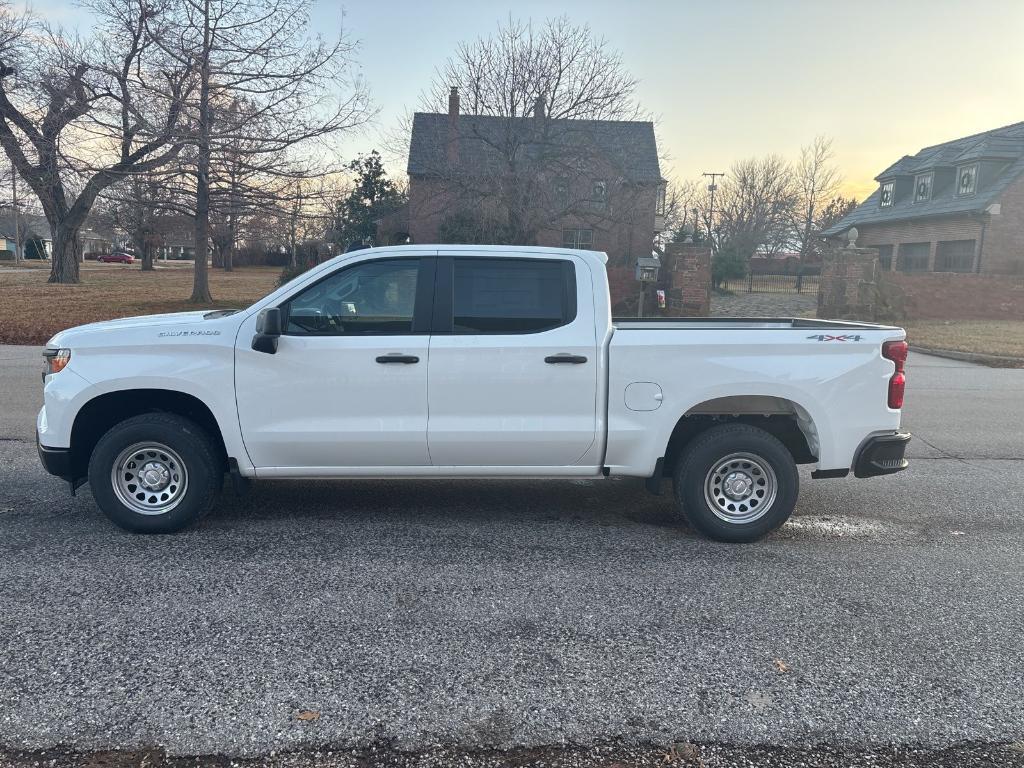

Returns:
70,389,228,482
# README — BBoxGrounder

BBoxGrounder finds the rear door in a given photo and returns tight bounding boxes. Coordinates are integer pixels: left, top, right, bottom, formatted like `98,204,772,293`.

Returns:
426,254,600,467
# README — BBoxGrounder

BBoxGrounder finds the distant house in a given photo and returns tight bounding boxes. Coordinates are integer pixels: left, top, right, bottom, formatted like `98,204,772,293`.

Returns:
0,210,52,259
0,209,116,259
823,121,1024,274
390,88,666,267
150,215,197,260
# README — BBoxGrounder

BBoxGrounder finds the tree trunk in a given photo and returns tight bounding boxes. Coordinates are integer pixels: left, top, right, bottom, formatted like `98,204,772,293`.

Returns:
135,229,154,271
224,210,236,272
47,224,81,284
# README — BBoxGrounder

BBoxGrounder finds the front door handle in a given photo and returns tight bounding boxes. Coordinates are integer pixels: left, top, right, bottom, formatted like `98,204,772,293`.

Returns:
376,354,420,364
545,354,588,364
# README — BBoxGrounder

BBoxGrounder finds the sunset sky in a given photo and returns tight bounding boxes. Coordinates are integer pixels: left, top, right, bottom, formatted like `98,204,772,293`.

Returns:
32,0,1024,202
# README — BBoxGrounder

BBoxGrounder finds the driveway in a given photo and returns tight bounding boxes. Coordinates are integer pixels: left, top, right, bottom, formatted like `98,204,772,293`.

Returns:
0,346,1022,764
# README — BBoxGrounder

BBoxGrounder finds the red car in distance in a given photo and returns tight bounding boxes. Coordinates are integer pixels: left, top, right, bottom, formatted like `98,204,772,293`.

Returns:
96,252,135,264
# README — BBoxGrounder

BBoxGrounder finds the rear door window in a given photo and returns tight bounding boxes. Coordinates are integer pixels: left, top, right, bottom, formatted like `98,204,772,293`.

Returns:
449,258,576,334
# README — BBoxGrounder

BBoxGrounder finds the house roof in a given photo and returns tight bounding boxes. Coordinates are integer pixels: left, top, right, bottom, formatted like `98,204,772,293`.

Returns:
407,112,663,183
824,120,1024,236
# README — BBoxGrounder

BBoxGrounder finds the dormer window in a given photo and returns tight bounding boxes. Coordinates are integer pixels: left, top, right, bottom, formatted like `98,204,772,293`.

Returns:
957,164,977,196
880,181,894,208
914,173,933,203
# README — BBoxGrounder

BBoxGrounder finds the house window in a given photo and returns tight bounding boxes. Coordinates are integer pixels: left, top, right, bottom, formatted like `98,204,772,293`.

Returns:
934,240,976,273
879,181,894,208
590,180,607,211
656,185,666,216
914,173,933,203
957,165,977,196
562,228,593,249
897,242,930,272
876,244,894,271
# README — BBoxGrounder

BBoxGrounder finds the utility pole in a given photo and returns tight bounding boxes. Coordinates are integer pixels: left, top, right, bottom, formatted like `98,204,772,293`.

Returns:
702,171,725,251
11,158,21,263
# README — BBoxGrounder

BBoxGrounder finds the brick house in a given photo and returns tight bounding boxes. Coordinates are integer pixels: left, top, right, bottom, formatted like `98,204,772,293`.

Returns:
823,121,1024,275
385,88,666,268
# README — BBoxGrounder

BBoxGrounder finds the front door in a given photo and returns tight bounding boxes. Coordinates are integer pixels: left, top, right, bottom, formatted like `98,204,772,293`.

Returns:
236,256,434,470
426,254,600,467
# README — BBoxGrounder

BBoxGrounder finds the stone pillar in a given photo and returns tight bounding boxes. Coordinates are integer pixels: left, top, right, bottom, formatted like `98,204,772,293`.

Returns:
817,244,880,321
664,242,711,317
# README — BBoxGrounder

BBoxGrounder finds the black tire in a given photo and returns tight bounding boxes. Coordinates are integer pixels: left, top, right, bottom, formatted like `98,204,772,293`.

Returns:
673,423,798,543
87,413,221,533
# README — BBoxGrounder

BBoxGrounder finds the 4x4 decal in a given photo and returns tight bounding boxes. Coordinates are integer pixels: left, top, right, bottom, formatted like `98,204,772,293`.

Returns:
807,334,863,342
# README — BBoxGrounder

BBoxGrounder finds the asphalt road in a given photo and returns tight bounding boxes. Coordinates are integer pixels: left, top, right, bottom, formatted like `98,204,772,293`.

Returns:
1,346,1022,762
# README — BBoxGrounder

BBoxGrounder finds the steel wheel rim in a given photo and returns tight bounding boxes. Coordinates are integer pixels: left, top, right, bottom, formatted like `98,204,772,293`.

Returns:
703,451,777,525
111,442,188,516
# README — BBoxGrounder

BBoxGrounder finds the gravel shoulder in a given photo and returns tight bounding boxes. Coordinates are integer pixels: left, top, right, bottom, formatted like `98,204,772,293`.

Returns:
2,742,1024,768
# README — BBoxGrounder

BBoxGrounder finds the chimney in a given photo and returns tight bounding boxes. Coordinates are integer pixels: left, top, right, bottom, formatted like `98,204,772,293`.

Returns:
447,86,460,167
534,94,546,120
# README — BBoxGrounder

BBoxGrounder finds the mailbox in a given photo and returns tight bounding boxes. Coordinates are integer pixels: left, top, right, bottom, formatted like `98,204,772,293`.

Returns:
635,254,661,283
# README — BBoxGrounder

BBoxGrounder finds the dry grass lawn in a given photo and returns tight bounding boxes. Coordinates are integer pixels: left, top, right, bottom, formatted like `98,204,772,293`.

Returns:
904,320,1024,361
0,263,280,345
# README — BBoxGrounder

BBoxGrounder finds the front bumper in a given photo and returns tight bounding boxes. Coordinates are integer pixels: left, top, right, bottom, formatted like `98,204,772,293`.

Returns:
36,434,73,482
854,430,911,478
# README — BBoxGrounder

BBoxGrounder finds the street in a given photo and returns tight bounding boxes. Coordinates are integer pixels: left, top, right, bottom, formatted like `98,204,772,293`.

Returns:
1,345,1022,762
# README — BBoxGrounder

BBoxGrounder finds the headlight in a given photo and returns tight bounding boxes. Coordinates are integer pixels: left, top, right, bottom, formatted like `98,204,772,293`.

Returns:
42,348,71,380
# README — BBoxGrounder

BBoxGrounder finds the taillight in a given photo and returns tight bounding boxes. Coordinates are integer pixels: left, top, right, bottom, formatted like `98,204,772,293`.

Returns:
882,340,908,409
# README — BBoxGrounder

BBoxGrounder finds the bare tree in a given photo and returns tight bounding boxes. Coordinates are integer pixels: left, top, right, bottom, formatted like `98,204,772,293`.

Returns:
417,16,655,249
154,0,371,302
660,178,701,246
715,155,797,258
0,0,190,283
426,16,640,121
103,166,183,270
793,136,841,261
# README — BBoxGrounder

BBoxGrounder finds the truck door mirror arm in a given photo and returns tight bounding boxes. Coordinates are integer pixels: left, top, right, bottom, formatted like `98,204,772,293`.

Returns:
252,307,283,354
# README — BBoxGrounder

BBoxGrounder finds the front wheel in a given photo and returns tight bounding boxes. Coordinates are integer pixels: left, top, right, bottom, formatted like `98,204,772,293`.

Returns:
88,414,221,533
673,424,799,542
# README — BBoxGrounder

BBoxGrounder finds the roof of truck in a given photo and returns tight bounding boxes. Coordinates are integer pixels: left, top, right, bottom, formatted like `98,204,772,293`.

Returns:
361,244,609,265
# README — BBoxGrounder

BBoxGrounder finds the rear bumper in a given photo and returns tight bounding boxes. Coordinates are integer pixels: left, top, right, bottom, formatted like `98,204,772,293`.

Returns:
37,435,73,482
854,430,911,478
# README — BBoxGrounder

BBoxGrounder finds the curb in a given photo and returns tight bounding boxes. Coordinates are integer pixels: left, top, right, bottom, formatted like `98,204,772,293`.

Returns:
909,345,1024,368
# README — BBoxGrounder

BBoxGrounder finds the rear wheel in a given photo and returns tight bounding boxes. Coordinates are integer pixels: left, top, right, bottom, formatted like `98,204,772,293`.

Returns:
88,414,221,533
673,424,798,542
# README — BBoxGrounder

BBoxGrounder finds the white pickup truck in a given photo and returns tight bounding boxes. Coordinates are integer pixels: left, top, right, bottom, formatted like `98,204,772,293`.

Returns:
37,245,911,542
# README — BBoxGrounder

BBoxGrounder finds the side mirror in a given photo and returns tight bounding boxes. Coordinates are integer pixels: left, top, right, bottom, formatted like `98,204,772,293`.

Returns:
252,307,283,354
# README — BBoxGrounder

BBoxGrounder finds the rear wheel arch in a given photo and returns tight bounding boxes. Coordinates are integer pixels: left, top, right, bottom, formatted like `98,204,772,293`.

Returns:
661,395,820,477
69,389,228,481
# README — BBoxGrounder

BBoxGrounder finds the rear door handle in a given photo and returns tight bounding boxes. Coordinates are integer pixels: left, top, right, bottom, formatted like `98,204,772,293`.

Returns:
376,354,419,364
545,354,588,364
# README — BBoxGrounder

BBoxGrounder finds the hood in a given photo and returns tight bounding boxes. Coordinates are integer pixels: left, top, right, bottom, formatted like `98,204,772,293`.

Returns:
47,310,235,347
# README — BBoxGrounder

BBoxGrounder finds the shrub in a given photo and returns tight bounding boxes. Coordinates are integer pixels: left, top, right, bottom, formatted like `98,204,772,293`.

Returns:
712,247,748,289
